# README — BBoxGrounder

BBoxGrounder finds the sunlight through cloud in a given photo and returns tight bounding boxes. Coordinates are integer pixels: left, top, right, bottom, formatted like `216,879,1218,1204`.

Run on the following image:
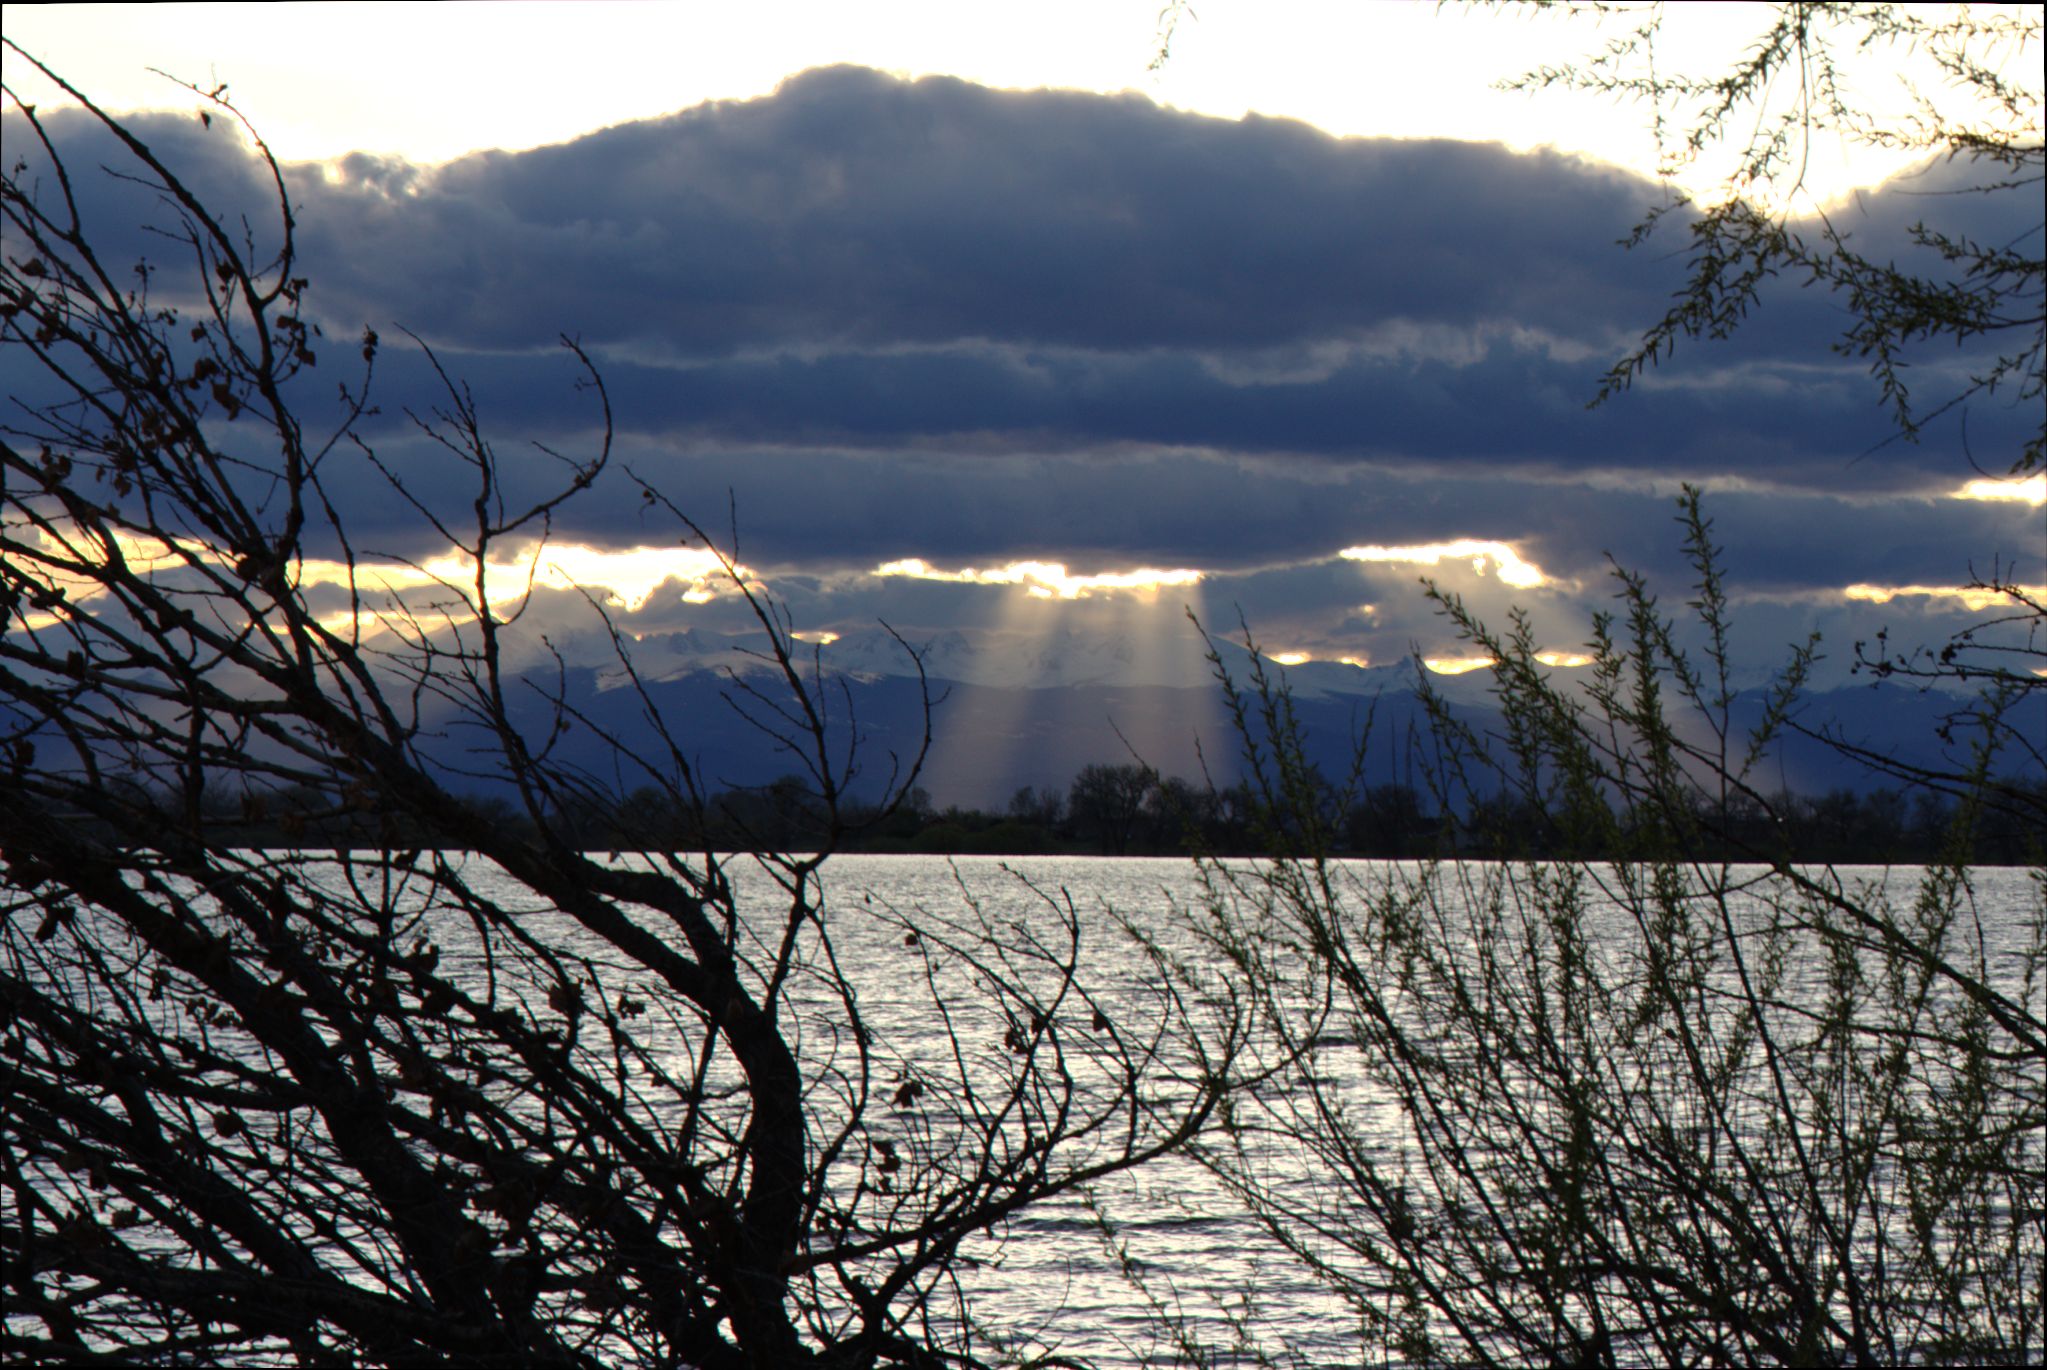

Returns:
1340,540,1551,589
874,558,1203,601
6,522,753,641
408,544,743,613
1949,475,2046,507
1424,651,1591,674
7,525,209,631
1844,582,2045,612
287,543,746,617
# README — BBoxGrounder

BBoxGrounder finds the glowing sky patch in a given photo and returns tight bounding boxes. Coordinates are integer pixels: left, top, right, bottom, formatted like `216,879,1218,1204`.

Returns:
9,525,399,638
1340,540,1551,589
6,525,215,632
1269,651,1311,666
1949,475,2047,507
7,1,2007,207
874,558,1203,601
1405,651,1587,674
313,606,391,639
9,525,191,597
6,522,747,620
403,543,742,613
284,543,747,636
1844,582,2047,612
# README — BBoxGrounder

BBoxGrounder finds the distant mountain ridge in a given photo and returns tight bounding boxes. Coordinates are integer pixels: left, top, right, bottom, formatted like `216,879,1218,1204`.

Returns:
5,617,2031,814
476,624,2040,810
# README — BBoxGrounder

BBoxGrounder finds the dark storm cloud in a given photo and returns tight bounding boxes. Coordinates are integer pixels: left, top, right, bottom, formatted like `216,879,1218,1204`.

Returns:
357,335,1855,462
11,73,2028,484
288,65,1670,356
326,321,2018,510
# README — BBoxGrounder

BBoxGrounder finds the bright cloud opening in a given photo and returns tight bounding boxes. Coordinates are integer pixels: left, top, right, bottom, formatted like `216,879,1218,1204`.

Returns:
16,522,749,615
285,543,746,615
874,558,1203,601
1421,651,1588,675
1844,582,2046,612
1340,540,1551,589
6,525,754,642
8,525,232,632
9,525,190,599
1269,651,1311,666
411,543,742,613
1949,475,2046,507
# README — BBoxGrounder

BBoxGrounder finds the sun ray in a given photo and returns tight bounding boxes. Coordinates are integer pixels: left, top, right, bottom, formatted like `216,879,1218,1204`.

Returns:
902,571,1220,807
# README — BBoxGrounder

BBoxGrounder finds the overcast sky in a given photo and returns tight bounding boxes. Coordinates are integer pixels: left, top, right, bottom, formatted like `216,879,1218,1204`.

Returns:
4,2,2041,682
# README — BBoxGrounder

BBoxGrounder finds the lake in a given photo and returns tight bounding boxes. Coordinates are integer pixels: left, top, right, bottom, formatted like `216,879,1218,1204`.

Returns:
10,850,2040,1366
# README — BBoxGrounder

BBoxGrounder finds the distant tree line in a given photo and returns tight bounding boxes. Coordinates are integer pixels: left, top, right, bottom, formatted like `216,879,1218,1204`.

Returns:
534,765,2047,865
70,760,2043,865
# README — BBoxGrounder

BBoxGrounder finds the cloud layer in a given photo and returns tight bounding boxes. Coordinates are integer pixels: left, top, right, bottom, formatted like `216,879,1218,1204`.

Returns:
6,66,2040,679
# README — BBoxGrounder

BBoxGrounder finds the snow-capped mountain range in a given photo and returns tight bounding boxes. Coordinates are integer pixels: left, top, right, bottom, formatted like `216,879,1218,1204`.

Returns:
620,623,1494,702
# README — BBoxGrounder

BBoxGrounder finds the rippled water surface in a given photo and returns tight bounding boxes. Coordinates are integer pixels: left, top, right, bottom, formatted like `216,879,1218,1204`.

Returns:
465,853,2044,1366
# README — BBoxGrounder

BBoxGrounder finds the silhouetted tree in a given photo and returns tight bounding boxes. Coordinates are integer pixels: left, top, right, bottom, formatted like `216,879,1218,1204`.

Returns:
1,50,1241,1367
1065,762,1157,855
1005,784,1063,829
1493,2,2045,474
1156,494,2044,1367
1342,783,1436,857
1501,1,2045,827
1144,774,1219,852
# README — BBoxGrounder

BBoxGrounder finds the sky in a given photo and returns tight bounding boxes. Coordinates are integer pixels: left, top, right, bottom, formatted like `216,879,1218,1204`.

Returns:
4,2,2043,714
